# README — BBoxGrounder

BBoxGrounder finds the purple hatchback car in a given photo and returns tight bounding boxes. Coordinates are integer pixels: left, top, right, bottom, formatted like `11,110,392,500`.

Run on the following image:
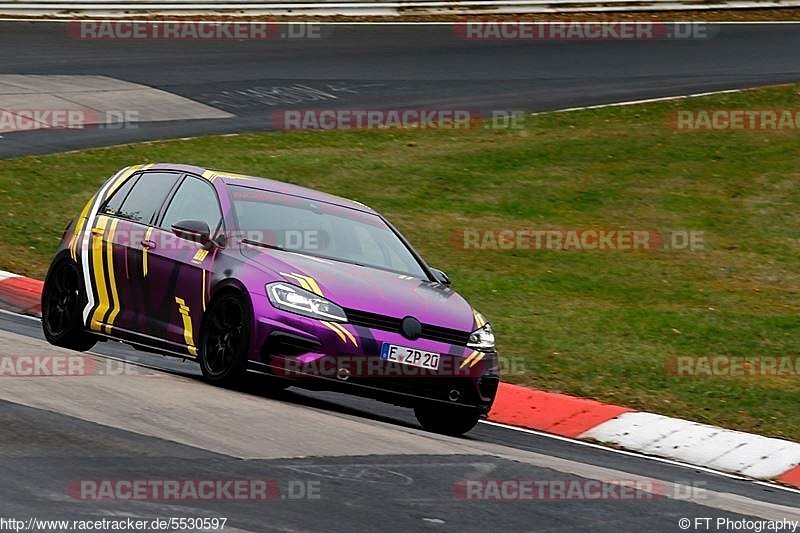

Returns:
42,164,499,435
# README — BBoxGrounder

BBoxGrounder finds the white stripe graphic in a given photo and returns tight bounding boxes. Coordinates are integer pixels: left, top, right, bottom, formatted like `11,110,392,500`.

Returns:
80,167,128,324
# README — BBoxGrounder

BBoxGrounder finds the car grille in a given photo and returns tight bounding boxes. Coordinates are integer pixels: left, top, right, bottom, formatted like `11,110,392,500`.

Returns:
344,308,471,346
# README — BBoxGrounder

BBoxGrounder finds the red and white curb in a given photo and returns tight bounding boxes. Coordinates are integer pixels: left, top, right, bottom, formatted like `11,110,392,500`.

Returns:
2,269,798,489
485,380,799,489
581,412,800,485
0,270,43,316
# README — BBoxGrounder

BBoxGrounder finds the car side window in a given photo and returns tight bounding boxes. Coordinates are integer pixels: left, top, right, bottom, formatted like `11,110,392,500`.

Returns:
160,176,223,235
114,172,181,224
102,174,139,217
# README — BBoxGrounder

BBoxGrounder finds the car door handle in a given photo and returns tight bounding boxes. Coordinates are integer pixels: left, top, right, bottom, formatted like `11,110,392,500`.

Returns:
140,240,157,249
91,227,105,236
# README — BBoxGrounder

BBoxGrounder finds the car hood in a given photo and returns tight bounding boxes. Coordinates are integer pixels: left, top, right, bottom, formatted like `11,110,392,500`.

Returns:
241,247,477,332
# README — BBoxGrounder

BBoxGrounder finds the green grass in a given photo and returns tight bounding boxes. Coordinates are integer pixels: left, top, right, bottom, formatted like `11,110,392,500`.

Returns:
2,84,799,440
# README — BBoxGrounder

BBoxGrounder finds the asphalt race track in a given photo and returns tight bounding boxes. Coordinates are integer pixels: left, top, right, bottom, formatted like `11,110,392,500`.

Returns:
0,20,799,531
1,311,799,531
0,22,799,156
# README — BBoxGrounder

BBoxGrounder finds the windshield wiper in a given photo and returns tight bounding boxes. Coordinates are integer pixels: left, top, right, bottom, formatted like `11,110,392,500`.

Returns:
241,238,285,251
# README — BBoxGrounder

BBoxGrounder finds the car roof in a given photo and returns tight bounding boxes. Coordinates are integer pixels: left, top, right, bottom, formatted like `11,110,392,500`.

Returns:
146,162,377,214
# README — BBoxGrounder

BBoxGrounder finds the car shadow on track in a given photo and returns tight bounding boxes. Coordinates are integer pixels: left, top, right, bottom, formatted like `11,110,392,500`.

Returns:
89,344,480,440
235,371,427,433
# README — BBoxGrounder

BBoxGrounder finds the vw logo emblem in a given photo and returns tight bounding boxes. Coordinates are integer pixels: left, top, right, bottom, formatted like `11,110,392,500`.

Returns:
401,316,422,340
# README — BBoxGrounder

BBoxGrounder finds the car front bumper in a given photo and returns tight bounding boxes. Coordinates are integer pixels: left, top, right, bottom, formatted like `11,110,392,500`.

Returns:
250,309,499,412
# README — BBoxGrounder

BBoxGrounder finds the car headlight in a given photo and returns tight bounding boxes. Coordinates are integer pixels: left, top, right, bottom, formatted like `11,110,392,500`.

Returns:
267,282,347,322
467,323,495,351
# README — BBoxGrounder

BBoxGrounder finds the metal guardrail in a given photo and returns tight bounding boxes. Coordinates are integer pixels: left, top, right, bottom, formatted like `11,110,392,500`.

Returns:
0,0,798,14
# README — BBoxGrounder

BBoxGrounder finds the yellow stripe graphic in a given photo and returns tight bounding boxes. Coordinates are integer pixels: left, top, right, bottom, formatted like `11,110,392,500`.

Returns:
104,219,121,333
105,163,154,199
105,171,130,199
200,170,254,182
89,217,110,331
70,164,154,262
69,193,98,261
175,297,197,357
300,275,323,297
281,273,354,344
280,272,324,297
329,322,358,347
291,275,314,292
280,272,314,293
105,165,137,199
321,321,347,343
192,249,209,264
473,309,486,329
202,269,207,312
460,350,481,369
142,228,153,278
203,168,259,183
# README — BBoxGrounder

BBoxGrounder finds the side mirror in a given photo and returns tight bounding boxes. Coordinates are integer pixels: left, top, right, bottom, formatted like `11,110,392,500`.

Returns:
172,219,211,246
430,268,451,286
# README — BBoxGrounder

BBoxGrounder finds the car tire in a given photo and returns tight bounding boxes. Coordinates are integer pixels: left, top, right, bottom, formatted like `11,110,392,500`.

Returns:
41,259,98,352
198,290,252,388
413,404,481,436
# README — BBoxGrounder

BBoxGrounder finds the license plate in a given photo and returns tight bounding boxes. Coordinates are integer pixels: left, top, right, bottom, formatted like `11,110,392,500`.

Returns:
380,343,440,370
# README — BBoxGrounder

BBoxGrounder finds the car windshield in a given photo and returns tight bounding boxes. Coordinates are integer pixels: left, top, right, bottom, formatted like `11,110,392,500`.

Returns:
228,185,428,278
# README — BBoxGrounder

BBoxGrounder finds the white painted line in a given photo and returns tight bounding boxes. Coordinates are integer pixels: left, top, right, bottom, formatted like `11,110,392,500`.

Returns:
0,308,44,321
529,87,771,116
0,271,20,282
